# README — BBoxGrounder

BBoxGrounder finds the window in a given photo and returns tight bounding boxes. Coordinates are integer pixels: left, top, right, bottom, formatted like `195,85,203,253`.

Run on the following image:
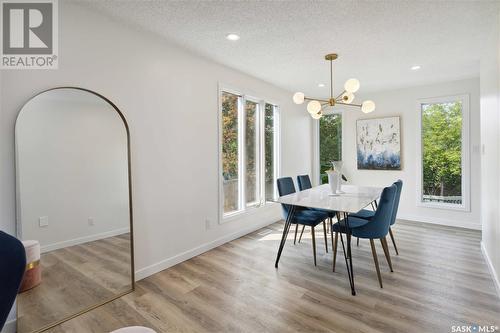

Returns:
319,113,342,184
220,89,280,219
221,92,240,213
265,103,278,201
417,95,470,210
245,100,259,206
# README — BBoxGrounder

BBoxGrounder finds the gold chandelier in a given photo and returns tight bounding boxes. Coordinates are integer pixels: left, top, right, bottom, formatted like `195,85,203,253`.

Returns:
293,53,375,119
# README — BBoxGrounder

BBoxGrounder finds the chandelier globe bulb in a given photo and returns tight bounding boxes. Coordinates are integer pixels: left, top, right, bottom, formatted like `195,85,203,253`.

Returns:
344,78,360,93
293,92,305,104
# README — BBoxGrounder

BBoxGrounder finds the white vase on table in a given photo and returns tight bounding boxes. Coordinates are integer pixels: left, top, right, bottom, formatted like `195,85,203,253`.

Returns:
326,170,340,196
332,161,344,194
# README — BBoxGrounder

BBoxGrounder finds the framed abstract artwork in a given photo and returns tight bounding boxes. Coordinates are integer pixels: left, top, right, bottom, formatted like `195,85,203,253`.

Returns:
356,116,401,170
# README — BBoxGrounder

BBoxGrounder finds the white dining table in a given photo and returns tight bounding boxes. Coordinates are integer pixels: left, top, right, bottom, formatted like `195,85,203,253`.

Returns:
274,184,383,295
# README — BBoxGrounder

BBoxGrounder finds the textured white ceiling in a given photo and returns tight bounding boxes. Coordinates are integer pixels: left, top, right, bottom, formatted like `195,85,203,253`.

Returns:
77,1,498,96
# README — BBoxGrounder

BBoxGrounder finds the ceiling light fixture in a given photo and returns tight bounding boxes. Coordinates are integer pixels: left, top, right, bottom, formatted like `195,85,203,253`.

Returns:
293,53,375,119
226,33,240,41
411,65,421,71
318,83,325,88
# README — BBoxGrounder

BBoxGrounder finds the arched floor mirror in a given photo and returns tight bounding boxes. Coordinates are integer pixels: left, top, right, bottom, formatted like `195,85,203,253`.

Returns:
15,87,134,333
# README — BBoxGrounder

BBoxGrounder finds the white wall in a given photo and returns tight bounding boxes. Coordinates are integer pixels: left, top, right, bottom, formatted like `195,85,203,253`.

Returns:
479,10,500,295
0,2,311,280
0,54,15,333
0,63,15,236
342,78,481,230
16,90,129,252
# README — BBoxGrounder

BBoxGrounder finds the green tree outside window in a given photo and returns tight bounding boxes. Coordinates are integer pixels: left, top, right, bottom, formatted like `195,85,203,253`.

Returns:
422,101,462,203
319,113,342,184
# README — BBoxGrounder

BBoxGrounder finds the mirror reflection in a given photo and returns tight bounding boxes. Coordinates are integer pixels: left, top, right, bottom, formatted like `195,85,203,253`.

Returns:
15,88,133,333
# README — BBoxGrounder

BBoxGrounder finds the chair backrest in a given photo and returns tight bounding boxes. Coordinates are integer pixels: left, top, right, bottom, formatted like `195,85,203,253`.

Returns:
277,177,296,197
352,184,397,239
297,175,312,191
277,177,296,217
0,231,26,331
390,180,403,225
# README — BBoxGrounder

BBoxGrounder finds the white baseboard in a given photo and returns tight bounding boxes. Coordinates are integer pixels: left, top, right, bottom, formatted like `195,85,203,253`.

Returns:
481,241,500,299
1,319,16,333
398,214,481,230
41,227,130,253
135,217,279,281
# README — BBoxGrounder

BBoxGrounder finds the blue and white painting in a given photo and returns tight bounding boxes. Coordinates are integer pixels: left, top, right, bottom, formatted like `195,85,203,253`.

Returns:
356,117,401,170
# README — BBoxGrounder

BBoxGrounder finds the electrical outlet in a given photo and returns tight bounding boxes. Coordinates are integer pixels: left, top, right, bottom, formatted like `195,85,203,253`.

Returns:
88,217,95,226
205,218,211,230
39,216,49,227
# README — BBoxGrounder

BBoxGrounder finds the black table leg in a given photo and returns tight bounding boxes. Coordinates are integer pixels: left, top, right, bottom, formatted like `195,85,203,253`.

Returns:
275,205,296,268
344,212,355,295
337,211,356,295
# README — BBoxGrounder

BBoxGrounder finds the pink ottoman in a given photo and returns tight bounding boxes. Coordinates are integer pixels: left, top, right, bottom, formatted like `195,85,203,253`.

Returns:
110,327,157,333
19,240,41,293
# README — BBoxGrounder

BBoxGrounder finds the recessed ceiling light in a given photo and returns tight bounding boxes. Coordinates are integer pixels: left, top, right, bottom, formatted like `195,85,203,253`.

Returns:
318,83,325,88
411,65,421,71
226,33,240,41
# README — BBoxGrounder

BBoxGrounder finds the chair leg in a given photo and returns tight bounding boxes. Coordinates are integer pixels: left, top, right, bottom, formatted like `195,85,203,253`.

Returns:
311,226,317,266
332,231,338,272
329,217,334,252
370,239,383,288
294,224,299,244
389,227,399,255
356,237,360,246
380,237,394,272
298,225,305,243
322,221,328,253
347,233,352,258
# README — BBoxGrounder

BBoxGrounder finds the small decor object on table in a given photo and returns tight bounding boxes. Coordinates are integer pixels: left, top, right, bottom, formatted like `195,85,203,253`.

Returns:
19,240,41,292
332,161,344,193
356,116,401,170
327,161,343,195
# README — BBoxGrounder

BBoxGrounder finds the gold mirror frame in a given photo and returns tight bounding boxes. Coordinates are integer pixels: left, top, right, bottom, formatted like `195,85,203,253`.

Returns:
14,87,135,333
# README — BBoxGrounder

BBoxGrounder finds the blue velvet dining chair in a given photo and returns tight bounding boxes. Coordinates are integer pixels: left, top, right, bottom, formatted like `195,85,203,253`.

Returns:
331,184,397,288
277,177,329,266
0,231,26,331
297,174,336,253
350,180,403,254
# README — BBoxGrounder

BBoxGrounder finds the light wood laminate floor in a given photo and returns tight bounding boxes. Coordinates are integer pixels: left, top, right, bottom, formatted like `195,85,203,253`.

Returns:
18,234,132,332
48,220,500,333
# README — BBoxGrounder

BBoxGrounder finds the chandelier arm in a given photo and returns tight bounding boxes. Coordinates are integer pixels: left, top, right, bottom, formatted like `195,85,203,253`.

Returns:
304,96,330,103
336,101,362,107
335,90,347,100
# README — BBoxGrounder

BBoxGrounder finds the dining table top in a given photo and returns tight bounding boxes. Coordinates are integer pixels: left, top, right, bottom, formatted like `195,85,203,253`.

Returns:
275,184,383,213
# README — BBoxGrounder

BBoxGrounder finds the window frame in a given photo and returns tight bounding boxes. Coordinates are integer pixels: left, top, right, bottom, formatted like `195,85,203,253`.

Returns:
416,94,470,211
218,84,281,223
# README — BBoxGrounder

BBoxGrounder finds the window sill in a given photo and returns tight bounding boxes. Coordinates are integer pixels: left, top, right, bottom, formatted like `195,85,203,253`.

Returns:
220,201,280,224
417,201,470,212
